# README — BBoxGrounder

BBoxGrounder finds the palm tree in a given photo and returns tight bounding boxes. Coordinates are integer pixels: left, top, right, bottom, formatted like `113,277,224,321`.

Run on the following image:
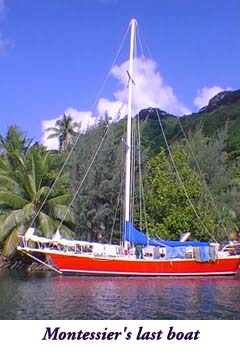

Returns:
0,145,74,256
46,114,79,152
0,126,33,164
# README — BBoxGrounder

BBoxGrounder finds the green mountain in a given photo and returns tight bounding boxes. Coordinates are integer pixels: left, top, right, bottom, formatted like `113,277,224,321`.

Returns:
141,89,240,160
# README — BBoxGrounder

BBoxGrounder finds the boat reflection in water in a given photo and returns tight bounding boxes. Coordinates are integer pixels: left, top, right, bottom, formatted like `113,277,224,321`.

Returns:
0,271,239,319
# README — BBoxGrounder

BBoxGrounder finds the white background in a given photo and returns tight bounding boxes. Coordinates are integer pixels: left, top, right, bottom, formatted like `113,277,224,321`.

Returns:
0,320,239,359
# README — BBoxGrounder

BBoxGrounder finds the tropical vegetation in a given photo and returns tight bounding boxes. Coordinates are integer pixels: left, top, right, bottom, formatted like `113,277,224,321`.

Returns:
46,113,79,152
0,126,74,256
1,90,240,258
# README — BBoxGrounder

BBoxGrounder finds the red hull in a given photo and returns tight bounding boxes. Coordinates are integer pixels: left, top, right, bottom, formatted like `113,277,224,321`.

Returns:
49,253,240,276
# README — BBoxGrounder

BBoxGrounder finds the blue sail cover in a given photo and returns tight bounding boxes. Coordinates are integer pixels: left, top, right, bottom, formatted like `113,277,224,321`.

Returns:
125,221,210,248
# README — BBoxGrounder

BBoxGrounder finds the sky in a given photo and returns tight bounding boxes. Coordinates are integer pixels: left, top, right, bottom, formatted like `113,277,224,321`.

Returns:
0,0,239,149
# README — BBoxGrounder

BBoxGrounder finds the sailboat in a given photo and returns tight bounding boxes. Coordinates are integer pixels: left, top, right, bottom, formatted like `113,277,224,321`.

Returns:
17,19,240,276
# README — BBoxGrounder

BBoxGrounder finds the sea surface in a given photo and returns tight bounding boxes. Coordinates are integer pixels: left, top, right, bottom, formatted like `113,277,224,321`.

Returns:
0,270,239,320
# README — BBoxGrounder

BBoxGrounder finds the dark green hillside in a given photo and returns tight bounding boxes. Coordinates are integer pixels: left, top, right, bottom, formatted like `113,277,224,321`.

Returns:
140,90,240,160
181,109,240,160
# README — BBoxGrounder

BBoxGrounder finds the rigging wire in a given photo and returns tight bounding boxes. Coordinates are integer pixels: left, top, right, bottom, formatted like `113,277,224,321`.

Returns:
57,124,111,230
136,26,151,60
136,22,217,241
136,111,149,238
130,115,135,229
127,26,138,243
177,117,230,239
109,181,122,244
110,128,126,244
120,131,126,246
91,25,130,113
156,109,216,241
135,24,150,238
26,23,131,232
136,112,142,230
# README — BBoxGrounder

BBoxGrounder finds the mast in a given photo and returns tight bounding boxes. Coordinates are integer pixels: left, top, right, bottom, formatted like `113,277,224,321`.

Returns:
124,18,137,242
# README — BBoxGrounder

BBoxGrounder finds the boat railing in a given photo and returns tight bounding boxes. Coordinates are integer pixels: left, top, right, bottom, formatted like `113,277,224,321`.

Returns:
18,232,240,263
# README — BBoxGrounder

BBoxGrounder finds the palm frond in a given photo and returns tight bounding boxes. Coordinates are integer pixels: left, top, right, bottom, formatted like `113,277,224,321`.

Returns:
57,223,75,239
38,212,51,236
56,119,64,127
23,203,37,221
0,191,28,209
12,152,28,172
47,194,71,207
41,152,50,175
3,227,20,257
0,138,74,247
31,150,45,193
25,174,37,199
51,204,74,223
0,209,25,241
0,158,9,171
0,175,19,192
46,127,60,133
35,186,51,202
47,132,60,139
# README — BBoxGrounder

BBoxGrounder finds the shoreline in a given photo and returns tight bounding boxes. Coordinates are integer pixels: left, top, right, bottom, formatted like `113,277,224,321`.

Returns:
0,255,52,273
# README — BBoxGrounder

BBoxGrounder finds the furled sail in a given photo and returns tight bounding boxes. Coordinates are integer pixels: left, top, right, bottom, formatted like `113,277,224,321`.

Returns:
125,221,210,248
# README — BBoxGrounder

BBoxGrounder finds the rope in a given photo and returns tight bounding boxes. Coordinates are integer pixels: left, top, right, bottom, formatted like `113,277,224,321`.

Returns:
156,109,215,241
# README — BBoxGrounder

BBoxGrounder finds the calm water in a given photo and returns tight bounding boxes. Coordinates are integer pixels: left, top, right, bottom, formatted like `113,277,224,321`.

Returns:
0,270,239,320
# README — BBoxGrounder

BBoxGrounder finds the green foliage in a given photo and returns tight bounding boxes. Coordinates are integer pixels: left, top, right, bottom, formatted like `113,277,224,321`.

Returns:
47,113,79,152
70,118,124,242
65,101,240,243
1,94,240,252
180,104,240,160
0,125,33,156
144,146,217,240
141,115,178,157
182,125,240,240
0,129,74,256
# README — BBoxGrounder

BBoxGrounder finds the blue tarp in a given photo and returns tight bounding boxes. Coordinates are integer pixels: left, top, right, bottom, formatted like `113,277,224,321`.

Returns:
166,247,187,258
125,221,210,248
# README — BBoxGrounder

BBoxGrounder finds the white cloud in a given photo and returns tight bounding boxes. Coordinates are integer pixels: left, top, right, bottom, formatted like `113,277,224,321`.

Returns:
193,86,231,110
41,109,96,150
97,58,190,117
41,57,191,149
41,117,60,150
64,107,96,131
97,98,126,119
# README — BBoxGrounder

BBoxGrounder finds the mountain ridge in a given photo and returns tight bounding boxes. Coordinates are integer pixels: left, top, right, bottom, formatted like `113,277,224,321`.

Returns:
138,89,240,159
